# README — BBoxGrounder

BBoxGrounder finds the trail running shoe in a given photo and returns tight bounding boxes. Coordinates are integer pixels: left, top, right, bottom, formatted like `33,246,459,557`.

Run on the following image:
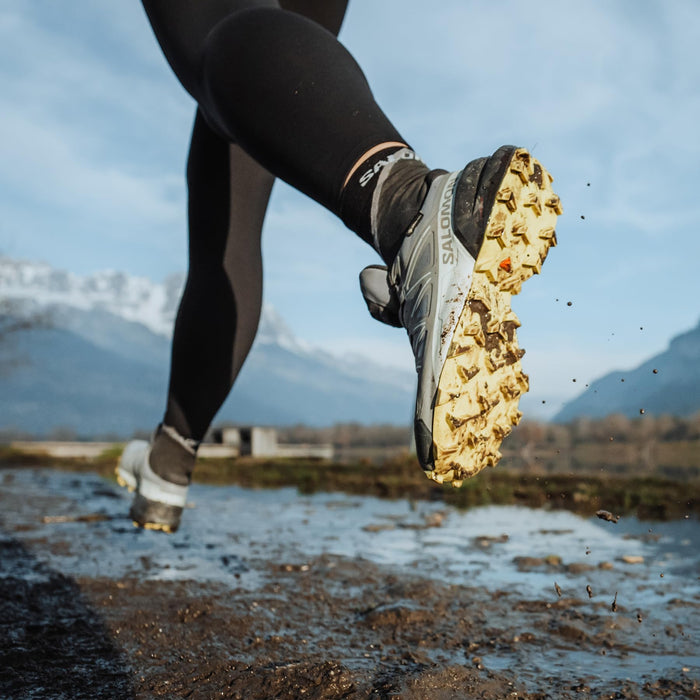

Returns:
367,145,561,486
116,425,196,533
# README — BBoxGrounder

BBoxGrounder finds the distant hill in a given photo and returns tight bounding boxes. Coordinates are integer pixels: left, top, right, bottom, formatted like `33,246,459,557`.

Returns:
555,319,700,422
0,257,414,437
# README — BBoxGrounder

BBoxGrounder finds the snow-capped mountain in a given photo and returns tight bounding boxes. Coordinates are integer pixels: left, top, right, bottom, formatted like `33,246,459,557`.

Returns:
0,257,414,436
1,256,334,353
255,302,310,354
0,256,181,337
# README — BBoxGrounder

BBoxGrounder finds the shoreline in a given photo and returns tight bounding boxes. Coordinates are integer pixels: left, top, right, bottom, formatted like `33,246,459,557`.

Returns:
1,448,698,521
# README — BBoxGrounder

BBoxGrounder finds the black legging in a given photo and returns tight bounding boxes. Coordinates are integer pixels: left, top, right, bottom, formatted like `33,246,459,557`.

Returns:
142,1,407,439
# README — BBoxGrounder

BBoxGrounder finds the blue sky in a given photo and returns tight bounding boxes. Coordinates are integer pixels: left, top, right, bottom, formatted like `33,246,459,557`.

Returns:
1,1,699,418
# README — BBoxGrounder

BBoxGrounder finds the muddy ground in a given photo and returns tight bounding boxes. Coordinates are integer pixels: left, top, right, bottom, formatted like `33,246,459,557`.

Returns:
1,467,699,699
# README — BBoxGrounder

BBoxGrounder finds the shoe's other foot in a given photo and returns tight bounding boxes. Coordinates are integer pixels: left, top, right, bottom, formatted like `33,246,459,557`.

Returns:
116,426,194,533
384,146,561,485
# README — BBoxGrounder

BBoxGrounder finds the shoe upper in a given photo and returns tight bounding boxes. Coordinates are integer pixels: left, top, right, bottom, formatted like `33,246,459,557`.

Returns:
358,265,401,327
387,170,478,467
118,433,190,508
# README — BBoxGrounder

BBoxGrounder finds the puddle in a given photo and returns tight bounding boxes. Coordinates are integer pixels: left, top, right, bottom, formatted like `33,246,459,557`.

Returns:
3,469,699,599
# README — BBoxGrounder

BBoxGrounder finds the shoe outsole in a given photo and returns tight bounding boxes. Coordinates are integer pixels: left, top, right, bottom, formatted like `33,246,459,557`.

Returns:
129,493,182,534
429,148,561,485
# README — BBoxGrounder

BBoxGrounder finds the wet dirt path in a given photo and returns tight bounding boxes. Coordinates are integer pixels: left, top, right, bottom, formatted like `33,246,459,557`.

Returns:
1,468,698,699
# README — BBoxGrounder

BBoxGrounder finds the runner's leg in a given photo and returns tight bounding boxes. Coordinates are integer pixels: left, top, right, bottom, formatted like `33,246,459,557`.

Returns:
163,111,273,444
142,0,419,259
157,0,351,447
132,0,354,525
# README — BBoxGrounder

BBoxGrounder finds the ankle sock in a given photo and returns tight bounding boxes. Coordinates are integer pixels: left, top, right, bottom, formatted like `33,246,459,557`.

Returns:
371,153,447,264
339,147,421,257
149,424,198,486
340,146,446,264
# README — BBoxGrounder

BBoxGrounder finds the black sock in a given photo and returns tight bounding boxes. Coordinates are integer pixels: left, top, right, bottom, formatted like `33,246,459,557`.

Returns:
149,424,198,486
339,147,424,257
371,156,448,264
340,146,446,264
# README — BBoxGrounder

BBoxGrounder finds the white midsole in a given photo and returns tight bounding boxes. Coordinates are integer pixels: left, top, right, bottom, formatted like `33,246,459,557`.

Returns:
138,478,188,508
412,171,476,417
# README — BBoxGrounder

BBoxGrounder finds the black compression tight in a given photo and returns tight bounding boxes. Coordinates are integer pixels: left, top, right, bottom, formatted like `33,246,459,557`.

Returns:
142,0,405,211
164,115,273,440
142,0,409,441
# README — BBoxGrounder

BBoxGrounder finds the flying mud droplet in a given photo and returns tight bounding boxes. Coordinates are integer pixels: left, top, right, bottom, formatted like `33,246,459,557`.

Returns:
640,408,645,415
554,582,562,598
580,215,585,220
586,585,593,599
637,612,643,623
611,592,618,613
653,369,658,374
567,301,572,306
596,510,620,523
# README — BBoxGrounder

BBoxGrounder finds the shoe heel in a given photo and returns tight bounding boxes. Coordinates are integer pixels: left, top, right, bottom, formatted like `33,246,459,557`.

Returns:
129,493,183,534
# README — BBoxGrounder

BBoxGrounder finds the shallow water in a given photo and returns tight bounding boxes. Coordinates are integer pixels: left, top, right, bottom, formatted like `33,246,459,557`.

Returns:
2,468,699,689
4,468,697,594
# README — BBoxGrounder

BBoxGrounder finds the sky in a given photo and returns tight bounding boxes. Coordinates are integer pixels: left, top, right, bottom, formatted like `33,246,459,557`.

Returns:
1,0,699,419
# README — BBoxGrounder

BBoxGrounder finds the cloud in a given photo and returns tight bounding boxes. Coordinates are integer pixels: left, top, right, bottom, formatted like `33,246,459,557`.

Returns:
0,113,181,223
0,3,195,273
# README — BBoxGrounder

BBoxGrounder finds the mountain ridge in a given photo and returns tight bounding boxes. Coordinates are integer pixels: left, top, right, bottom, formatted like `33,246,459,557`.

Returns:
0,256,414,436
3,256,698,434
554,318,700,422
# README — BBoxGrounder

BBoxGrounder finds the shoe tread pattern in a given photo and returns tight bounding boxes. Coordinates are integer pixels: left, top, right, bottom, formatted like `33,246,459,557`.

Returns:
430,149,561,486
129,493,182,533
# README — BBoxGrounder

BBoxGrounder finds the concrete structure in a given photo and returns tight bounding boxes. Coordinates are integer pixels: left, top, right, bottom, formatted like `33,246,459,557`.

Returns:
214,426,334,460
217,426,278,457
8,426,334,461
9,441,118,459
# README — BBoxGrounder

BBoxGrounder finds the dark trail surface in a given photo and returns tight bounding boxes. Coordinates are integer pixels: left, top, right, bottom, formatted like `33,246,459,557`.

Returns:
1,467,699,699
